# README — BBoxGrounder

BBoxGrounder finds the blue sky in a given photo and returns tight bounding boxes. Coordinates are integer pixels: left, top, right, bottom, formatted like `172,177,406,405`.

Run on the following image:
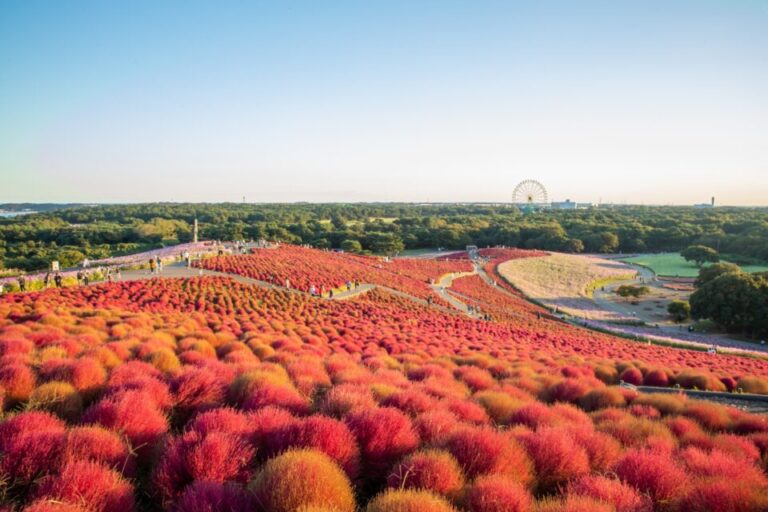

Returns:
1,1,766,204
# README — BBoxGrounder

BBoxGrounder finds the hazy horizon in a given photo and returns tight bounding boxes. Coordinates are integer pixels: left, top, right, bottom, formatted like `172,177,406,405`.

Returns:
1,1,767,205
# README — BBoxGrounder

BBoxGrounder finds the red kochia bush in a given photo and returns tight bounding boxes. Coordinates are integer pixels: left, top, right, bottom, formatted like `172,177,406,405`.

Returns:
242,383,310,415
153,430,256,503
0,411,66,485
249,449,356,512
33,460,135,512
63,426,137,477
345,407,419,477
174,481,256,512
23,500,89,512
679,479,768,512
387,449,465,498
619,367,643,386
272,415,361,479
171,367,227,418
82,390,168,461
464,474,533,512
186,407,252,437
414,410,461,445
445,426,533,485
567,475,652,512
613,449,690,505
518,427,590,493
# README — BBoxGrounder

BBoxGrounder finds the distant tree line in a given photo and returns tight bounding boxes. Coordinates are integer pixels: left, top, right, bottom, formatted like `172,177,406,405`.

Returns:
2,203,768,272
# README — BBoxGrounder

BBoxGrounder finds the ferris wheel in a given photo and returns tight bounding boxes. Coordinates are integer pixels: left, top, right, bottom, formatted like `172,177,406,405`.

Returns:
512,179,548,207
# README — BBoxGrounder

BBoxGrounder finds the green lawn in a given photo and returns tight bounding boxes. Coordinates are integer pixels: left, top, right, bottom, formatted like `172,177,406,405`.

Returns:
620,253,768,277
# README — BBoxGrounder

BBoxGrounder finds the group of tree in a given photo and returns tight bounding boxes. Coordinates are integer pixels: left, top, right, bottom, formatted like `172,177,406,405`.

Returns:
615,284,650,298
2,203,768,272
689,262,768,338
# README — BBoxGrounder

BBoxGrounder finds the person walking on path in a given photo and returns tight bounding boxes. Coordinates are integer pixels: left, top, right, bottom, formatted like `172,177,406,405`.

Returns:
17,274,26,292
83,272,90,286
54,272,63,288
156,256,163,273
149,258,157,275
183,251,190,267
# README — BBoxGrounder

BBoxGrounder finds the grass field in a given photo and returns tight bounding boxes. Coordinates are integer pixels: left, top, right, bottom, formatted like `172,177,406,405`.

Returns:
621,252,768,277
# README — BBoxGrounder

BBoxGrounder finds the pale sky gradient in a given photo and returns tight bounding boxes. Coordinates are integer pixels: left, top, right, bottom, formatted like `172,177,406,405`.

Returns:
1,1,767,205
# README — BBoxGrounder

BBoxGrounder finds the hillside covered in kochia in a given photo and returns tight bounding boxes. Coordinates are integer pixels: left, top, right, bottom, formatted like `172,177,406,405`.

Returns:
1,246,768,511
3,203,768,271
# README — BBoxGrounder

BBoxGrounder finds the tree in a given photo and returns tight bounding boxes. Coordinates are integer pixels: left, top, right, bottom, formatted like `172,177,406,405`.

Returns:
681,245,719,267
562,238,585,253
694,262,741,288
615,285,650,298
690,273,768,336
364,232,405,256
667,300,691,322
340,239,362,253
584,232,619,253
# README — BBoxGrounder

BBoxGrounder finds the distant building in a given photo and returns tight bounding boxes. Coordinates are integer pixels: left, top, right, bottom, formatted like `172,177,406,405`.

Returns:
550,199,594,210
694,197,716,209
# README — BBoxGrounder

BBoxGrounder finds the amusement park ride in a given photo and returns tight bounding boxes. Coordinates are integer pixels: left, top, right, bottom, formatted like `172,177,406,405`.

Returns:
512,179,549,212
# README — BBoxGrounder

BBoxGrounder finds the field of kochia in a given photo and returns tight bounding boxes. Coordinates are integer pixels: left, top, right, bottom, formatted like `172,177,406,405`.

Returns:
1,245,767,511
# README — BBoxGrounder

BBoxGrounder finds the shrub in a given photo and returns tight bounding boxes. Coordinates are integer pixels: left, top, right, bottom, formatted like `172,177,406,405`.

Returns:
578,387,626,411
679,478,768,512
345,407,419,477
619,368,643,386
387,449,464,498
174,481,256,512
32,460,135,512
613,449,690,504
642,369,670,387
736,376,768,394
365,489,458,512
518,427,590,493
534,495,615,512
445,427,533,484
186,407,252,437
249,449,356,512
82,390,168,461
541,378,595,404
0,362,36,405
414,409,461,445
566,426,622,472
508,402,558,429
683,401,731,431
632,393,686,416
465,474,533,512
319,384,376,417
474,390,524,424
242,383,310,415
567,475,652,512
153,430,256,503
64,426,136,477
272,415,361,479
29,381,83,421
171,367,227,419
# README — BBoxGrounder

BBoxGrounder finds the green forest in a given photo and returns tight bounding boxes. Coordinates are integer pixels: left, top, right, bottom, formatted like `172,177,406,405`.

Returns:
2,203,768,272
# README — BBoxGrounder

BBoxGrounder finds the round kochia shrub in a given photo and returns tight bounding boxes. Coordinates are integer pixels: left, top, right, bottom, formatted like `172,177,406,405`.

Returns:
63,426,136,477
29,381,83,421
387,449,465,498
0,362,36,405
619,367,643,386
613,449,690,505
445,426,533,484
273,415,361,479
82,390,168,461
518,427,590,493
32,460,135,512
153,430,256,503
174,481,256,512
365,489,458,512
465,474,533,512
249,449,355,512
345,407,419,477
567,475,652,512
